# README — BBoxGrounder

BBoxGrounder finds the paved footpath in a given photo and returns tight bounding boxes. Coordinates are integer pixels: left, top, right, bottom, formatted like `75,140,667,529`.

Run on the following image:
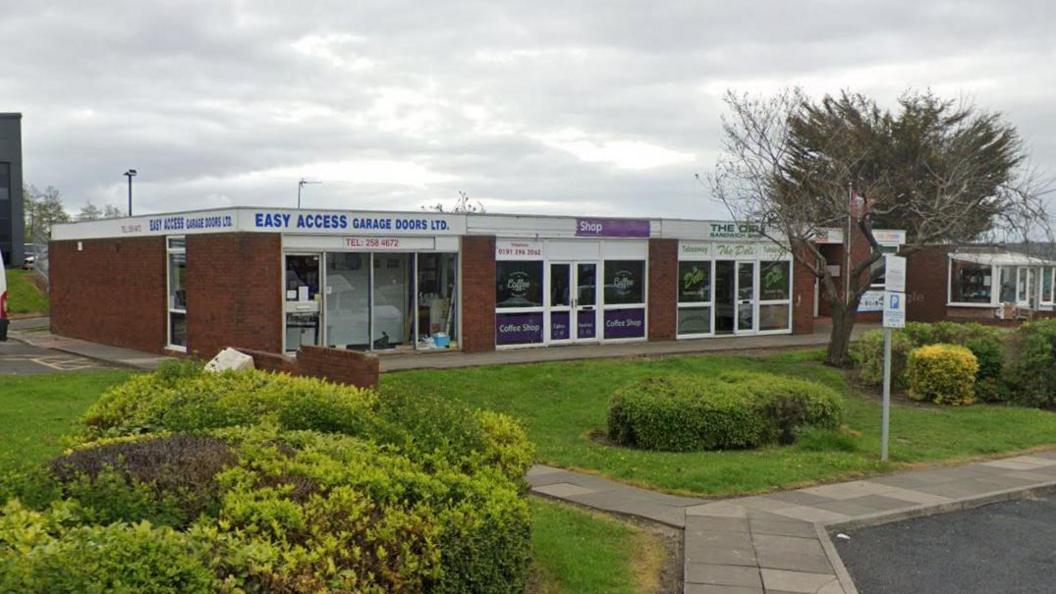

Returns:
529,451,1056,594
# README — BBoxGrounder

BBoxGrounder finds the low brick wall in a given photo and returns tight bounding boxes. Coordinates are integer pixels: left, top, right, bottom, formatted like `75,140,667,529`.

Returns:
234,346,379,388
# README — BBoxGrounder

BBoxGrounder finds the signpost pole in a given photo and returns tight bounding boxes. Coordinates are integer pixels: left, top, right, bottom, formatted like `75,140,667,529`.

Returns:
881,326,892,461
879,254,906,463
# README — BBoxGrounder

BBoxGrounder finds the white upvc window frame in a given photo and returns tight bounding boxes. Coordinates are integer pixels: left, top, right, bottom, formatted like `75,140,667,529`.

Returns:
1042,266,1055,306
675,259,715,339
757,258,794,335
947,257,999,308
166,236,188,352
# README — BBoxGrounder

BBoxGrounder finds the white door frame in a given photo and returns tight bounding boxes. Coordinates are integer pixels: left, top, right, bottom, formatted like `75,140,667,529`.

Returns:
546,260,601,344
735,259,757,334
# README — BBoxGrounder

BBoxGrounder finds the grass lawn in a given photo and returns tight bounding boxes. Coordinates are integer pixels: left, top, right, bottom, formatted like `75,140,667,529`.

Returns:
0,370,130,475
384,351,1056,497
5,268,49,315
529,498,664,594
0,369,664,593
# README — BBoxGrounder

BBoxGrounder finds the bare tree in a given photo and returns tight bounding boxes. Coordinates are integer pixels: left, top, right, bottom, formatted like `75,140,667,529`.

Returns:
78,201,103,221
710,88,1050,366
424,190,485,214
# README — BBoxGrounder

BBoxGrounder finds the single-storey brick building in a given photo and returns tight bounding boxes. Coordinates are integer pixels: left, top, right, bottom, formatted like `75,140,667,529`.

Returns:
48,206,1051,360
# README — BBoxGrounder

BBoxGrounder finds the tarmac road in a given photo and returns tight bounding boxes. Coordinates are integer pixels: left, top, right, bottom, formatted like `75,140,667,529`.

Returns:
0,339,105,375
836,494,1056,594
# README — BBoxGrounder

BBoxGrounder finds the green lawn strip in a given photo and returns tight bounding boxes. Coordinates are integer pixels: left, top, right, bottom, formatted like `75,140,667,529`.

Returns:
383,352,1056,497
5,269,49,315
529,498,658,594
0,370,131,474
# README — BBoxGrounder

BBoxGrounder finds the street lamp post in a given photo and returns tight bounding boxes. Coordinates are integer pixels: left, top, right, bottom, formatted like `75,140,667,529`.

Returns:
297,178,321,208
123,169,137,216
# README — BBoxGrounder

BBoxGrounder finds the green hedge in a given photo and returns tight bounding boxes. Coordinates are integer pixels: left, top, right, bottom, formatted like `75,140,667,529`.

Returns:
0,501,216,594
851,321,1005,399
1004,319,1056,407
607,371,842,452
4,364,534,594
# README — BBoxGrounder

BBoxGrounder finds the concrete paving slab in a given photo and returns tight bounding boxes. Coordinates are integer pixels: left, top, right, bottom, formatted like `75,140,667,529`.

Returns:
768,490,838,507
980,455,1056,470
797,480,896,501
746,517,817,539
686,502,749,518
809,495,914,516
532,482,596,498
760,568,840,593
684,541,758,567
685,515,750,533
765,503,852,524
684,584,763,594
685,563,762,587
751,534,833,574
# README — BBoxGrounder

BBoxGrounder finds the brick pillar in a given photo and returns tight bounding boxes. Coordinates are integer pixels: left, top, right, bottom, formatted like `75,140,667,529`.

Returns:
648,238,677,341
792,254,815,335
460,235,496,352
186,233,283,359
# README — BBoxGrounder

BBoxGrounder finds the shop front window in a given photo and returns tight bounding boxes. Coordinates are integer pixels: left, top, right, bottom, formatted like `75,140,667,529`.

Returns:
496,261,544,308
371,253,415,350
759,260,791,331
949,260,993,304
1043,267,1054,304
760,261,790,301
677,261,711,336
417,253,458,346
285,254,322,353
603,260,646,340
167,237,187,349
999,266,1016,303
604,260,645,305
325,253,370,349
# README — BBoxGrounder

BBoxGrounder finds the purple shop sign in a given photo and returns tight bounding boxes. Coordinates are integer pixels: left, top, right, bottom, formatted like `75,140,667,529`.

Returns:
575,217,650,238
496,312,545,345
550,311,570,341
603,308,646,339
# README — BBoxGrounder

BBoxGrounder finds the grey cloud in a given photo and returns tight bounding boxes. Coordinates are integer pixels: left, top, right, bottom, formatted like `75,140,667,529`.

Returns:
1,0,1053,219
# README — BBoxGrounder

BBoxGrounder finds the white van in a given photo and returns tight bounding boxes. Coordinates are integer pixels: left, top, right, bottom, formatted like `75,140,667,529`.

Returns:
0,249,8,341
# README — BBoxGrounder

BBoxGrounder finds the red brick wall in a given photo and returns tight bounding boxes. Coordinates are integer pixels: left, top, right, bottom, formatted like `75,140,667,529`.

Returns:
50,237,167,353
186,233,283,359
235,346,379,388
648,239,677,340
792,256,815,334
460,235,496,352
295,346,379,388
906,245,951,322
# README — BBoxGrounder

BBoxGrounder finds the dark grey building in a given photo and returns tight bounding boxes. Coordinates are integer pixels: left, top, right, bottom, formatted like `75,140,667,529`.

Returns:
0,113,23,267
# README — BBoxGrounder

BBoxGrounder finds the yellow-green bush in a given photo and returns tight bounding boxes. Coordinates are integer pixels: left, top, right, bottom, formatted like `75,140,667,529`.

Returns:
906,343,979,406
0,501,216,594
5,364,535,594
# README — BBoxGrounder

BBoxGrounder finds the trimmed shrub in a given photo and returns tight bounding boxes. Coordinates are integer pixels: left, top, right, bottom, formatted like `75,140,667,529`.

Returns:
906,344,978,405
48,435,236,528
0,501,216,594
76,366,533,481
849,329,913,388
851,322,1005,397
51,367,534,593
607,372,842,452
1004,319,1056,407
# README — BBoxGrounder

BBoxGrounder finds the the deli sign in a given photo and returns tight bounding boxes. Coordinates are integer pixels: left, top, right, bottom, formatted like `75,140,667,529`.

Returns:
707,222,764,240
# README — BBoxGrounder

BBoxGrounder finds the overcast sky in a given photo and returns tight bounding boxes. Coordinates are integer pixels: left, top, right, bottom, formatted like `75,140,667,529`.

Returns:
3,1,1054,218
